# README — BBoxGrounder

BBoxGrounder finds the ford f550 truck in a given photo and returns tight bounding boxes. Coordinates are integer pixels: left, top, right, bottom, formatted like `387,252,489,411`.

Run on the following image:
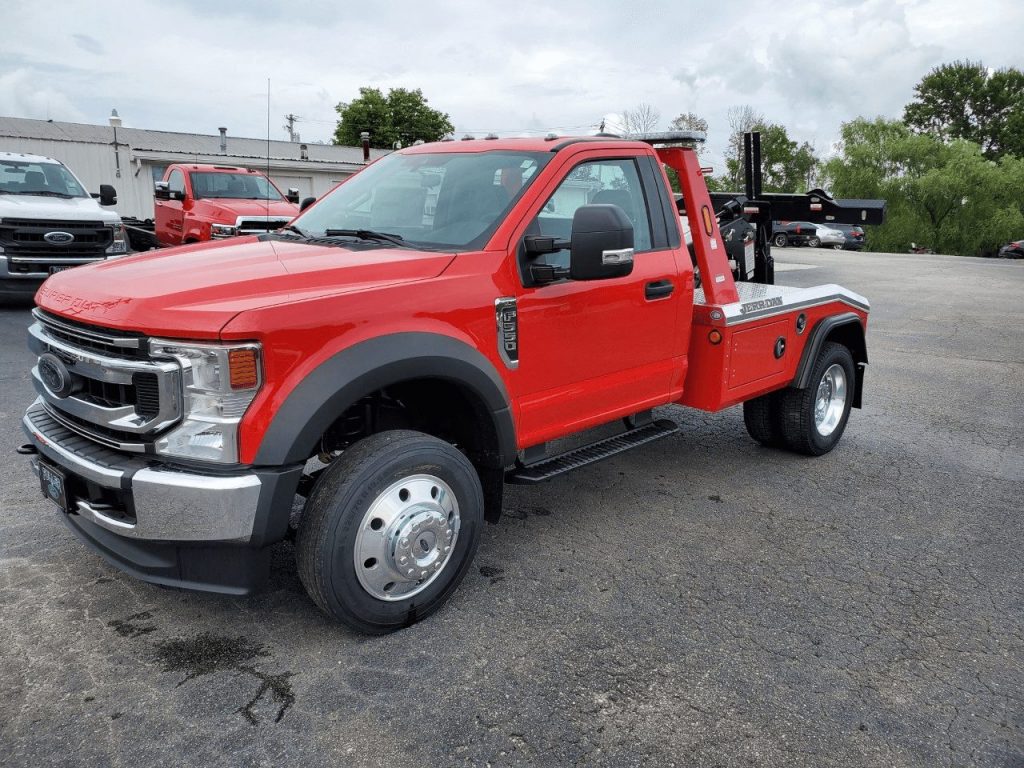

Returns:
153,164,299,246
20,132,879,633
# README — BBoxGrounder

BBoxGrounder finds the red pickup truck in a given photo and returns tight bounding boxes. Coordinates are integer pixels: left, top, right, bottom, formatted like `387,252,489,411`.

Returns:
153,164,300,246
22,133,871,633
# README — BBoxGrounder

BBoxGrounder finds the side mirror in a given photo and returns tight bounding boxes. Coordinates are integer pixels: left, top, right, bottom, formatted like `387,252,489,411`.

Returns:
286,187,300,204
154,181,171,201
98,184,117,206
568,204,634,281
299,196,316,212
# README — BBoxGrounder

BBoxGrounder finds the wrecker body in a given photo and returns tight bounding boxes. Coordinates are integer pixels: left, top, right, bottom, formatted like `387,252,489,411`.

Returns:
21,132,883,632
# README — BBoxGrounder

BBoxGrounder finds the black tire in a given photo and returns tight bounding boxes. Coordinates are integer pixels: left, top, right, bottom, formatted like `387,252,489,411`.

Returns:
296,430,483,634
773,233,787,248
777,342,856,456
743,391,785,447
807,236,821,248
832,244,843,250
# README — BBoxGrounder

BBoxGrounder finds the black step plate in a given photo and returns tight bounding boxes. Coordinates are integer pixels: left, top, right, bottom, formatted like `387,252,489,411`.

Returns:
506,419,678,484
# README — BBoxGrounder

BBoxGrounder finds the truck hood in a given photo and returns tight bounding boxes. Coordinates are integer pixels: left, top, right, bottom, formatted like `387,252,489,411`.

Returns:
195,199,299,221
0,194,122,223
35,236,455,338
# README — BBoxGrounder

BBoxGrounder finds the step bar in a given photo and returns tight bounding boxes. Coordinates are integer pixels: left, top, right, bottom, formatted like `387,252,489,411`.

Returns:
506,418,678,484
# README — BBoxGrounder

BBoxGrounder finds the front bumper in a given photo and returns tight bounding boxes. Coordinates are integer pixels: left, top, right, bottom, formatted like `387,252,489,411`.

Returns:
22,398,301,594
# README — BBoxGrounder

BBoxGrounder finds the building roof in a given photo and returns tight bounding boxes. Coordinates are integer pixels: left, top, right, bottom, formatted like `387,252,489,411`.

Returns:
0,115,388,166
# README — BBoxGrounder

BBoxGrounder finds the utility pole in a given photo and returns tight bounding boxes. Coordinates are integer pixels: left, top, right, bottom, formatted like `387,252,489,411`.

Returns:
283,113,301,142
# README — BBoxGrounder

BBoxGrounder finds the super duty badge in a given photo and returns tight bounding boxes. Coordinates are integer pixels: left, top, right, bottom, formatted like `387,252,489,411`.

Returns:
495,297,519,369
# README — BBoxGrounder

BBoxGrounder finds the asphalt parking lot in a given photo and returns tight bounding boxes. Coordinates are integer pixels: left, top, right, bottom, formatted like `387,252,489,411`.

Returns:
1,248,1022,767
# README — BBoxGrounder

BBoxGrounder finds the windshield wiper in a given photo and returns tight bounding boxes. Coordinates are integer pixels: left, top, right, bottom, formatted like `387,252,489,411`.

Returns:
323,229,407,248
23,191,76,198
279,224,308,238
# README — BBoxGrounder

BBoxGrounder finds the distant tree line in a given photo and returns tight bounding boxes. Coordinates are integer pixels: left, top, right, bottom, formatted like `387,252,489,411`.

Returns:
334,60,1024,255
826,61,1024,256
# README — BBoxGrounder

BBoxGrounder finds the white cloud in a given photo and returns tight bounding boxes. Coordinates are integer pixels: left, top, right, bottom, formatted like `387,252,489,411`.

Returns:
2,0,1022,173
0,69,86,123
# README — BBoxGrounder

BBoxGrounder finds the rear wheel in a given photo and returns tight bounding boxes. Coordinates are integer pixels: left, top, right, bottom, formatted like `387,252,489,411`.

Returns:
807,236,821,248
832,244,843,250
743,391,784,447
296,430,483,633
777,342,856,455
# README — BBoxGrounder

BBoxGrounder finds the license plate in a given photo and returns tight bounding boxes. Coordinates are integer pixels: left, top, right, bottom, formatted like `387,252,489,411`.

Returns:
38,461,69,511
49,265,73,275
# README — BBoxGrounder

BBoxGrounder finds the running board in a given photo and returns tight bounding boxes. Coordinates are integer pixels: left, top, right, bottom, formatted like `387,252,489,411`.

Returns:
506,419,678,484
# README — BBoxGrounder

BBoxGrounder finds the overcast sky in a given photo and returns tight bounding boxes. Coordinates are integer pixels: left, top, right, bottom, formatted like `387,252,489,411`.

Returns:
3,0,1022,167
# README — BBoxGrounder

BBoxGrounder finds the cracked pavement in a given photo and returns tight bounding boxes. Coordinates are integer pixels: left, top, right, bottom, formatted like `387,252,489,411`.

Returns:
1,249,1022,766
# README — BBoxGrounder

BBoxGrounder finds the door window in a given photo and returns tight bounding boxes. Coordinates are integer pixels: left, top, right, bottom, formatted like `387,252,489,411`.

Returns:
528,158,653,269
167,169,186,196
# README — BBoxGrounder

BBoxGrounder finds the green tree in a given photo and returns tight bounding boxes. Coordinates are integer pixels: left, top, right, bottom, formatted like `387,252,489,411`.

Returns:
824,117,1024,255
903,60,1024,160
723,121,818,192
669,111,710,159
333,87,454,149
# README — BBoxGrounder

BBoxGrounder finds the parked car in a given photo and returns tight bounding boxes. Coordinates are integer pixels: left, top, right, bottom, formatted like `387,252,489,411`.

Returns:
153,164,300,246
0,151,128,302
772,221,820,248
998,239,1024,259
828,223,866,251
812,223,847,249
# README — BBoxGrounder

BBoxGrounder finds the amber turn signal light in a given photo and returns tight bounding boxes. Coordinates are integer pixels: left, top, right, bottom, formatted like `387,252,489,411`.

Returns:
228,348,259,389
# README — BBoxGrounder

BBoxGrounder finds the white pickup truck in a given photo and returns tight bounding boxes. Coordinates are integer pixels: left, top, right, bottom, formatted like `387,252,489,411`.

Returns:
0,152,129,302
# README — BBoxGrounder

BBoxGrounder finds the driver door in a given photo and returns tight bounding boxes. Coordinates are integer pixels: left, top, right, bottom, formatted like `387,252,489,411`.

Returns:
155,168,187,245
513,154,682,447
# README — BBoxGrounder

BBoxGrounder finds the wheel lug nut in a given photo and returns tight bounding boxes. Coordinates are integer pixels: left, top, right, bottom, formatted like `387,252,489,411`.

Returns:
399,556,408,565
407,568,415,576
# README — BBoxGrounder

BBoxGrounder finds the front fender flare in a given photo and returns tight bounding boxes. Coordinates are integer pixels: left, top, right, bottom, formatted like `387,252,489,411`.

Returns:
252,332,516,468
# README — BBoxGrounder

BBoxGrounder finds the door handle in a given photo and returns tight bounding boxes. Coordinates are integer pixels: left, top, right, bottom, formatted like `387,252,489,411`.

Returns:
645,279,674,300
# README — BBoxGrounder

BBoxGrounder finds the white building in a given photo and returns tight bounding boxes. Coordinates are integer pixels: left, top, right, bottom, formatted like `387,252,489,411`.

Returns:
0,115,388,220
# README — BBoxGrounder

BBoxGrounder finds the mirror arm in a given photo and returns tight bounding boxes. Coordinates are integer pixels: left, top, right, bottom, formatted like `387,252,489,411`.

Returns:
529,264,570,285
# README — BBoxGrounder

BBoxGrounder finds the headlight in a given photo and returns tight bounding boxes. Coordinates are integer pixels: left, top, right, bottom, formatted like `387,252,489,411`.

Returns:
149,340,262,463
106,222,129,255
210,223,238,238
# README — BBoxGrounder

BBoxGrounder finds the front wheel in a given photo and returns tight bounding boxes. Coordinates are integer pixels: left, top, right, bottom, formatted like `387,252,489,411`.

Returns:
296,430,483,633
832,244,843,250
773,233,788,248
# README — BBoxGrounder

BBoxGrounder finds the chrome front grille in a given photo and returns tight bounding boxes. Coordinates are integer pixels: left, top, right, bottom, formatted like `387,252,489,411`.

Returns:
28,315,182,451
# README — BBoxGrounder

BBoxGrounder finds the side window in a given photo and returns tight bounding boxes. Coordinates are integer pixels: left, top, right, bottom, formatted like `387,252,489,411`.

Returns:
167,169,186,196
529,159,653,271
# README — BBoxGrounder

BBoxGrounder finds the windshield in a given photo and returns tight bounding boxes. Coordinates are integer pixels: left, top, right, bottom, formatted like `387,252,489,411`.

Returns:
0,159,88,198
295,150,549,250
190,171,284,201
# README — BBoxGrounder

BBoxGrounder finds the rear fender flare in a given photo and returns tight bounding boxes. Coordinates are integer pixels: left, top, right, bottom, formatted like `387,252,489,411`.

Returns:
793,313,868,408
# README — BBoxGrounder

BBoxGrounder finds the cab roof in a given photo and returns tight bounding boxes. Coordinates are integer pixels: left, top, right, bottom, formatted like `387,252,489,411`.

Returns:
401,135,655,155
0,150,62,165
400,131,706,155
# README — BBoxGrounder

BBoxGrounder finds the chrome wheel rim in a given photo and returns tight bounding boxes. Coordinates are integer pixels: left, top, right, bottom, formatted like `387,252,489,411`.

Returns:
814,364,847,437
354,474,460,601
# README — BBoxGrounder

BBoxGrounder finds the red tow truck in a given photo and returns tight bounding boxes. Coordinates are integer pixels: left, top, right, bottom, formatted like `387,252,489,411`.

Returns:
152,163,300,246
21,131,883,633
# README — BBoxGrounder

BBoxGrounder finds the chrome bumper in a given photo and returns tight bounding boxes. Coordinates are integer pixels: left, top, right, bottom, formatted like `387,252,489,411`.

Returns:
23,398,261,543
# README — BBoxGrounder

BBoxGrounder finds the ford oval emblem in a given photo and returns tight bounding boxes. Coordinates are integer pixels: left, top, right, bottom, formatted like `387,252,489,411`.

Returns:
38,352,79,398
44,231,75,244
